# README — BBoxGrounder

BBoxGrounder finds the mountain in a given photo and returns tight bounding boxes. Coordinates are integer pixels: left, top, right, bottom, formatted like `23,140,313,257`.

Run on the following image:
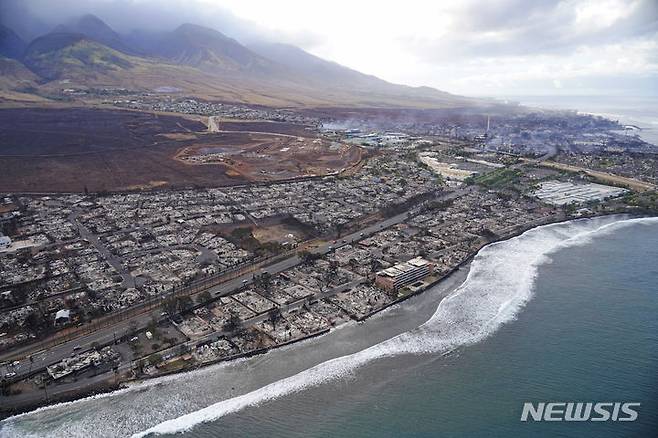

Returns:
23,32,134,81
152,24,283,75
0,56,37,86
249,41,471,107
52,14,133,54
124,29,166,55
249,42,384,87
0,24,26,59
0,0,49,43
0,55,42,101
6,17,477,109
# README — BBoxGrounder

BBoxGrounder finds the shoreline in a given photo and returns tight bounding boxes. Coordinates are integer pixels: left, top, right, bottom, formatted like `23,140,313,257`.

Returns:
0,212,646,420
154,213,658,438
0,252,473,420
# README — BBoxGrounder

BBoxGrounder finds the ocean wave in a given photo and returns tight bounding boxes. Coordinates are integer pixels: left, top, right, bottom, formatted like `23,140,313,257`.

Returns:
131,215,657,437
1,216,653,438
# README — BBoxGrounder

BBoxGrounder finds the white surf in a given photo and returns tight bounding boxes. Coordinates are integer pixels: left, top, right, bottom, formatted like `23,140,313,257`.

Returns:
133,216,655,437
2,216,654,438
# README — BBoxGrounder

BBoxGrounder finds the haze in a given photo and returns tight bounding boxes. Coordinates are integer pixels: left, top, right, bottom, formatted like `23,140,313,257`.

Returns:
2,0,657,97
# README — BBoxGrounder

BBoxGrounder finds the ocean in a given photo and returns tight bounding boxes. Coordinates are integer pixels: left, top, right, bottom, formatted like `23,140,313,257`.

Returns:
507,95,658,147
1,215,657,438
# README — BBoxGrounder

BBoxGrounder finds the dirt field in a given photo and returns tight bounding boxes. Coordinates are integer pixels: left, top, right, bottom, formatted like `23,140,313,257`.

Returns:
176,131,361,181
204,215,315,255
0,107,204,156
213,120,316,137
251,222,312,245
0,108,361,193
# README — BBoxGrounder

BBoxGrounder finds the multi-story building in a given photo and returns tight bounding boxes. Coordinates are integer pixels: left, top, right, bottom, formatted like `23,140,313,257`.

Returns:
375,257,434,291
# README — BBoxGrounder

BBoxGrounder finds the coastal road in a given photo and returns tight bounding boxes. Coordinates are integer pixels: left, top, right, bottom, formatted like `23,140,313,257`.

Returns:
0,189,467,383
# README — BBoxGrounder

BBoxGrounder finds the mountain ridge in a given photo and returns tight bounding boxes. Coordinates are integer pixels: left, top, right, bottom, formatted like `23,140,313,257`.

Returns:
0,16,477,109
0,24,27,59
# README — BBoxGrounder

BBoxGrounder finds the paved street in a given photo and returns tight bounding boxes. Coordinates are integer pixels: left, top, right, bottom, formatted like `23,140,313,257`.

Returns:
0,189,466,383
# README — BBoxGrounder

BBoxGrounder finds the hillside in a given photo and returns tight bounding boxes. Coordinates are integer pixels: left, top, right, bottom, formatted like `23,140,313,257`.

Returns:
0,24,26,59
0,56,37,87
250,42,472,106
153,24,284,75
249,42,391,88
0,56,43,102
3,17,478,109
23,33,134,81
52,14,133,54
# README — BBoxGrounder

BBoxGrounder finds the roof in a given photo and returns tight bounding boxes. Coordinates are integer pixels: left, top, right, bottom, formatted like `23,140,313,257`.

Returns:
55,309,71,320
379,257,431,278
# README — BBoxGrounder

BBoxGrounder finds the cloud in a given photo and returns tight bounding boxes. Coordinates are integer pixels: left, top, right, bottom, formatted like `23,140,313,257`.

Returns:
400,0,658,59
0,0,323,46
1,0,655,96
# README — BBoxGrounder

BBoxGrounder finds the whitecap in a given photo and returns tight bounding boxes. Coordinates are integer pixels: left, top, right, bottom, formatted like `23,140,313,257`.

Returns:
132,215,657,437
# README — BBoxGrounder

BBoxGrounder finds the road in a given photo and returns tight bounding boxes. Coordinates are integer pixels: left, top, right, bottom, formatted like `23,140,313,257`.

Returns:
523,158,656,192
207,116,303,139
0,189,467,383
0,276,369,410
68,209,136,289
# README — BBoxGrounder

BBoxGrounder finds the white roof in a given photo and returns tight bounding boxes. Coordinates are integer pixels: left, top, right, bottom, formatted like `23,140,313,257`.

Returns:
55,309,71,320
379,257,431,277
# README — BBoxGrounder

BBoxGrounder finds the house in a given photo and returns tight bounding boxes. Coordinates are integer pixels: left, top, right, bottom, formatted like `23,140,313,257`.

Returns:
55,309,71,325
0,235,11,250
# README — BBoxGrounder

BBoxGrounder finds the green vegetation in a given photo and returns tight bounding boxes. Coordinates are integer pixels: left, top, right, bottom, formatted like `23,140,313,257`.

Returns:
148,353,163,365
162,295,193,316
197,291,212,305
229,227,283,257
298,250,321,266
622,191,658,213
25,40,135,80
229,226,262,252
230,227,253,241
466,168,523,190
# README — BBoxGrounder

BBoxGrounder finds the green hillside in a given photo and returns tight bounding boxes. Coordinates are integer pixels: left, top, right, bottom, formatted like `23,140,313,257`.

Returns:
24,35,134,80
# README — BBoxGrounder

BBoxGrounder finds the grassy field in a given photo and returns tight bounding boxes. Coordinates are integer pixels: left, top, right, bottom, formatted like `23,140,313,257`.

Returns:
467,168,523,189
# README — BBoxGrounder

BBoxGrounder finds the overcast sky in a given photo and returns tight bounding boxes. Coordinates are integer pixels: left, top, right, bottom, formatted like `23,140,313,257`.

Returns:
5,0,658,97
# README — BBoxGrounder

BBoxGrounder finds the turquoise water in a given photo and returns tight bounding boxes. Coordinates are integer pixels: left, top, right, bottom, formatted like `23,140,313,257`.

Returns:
171,218,658,438
1,216,656,437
